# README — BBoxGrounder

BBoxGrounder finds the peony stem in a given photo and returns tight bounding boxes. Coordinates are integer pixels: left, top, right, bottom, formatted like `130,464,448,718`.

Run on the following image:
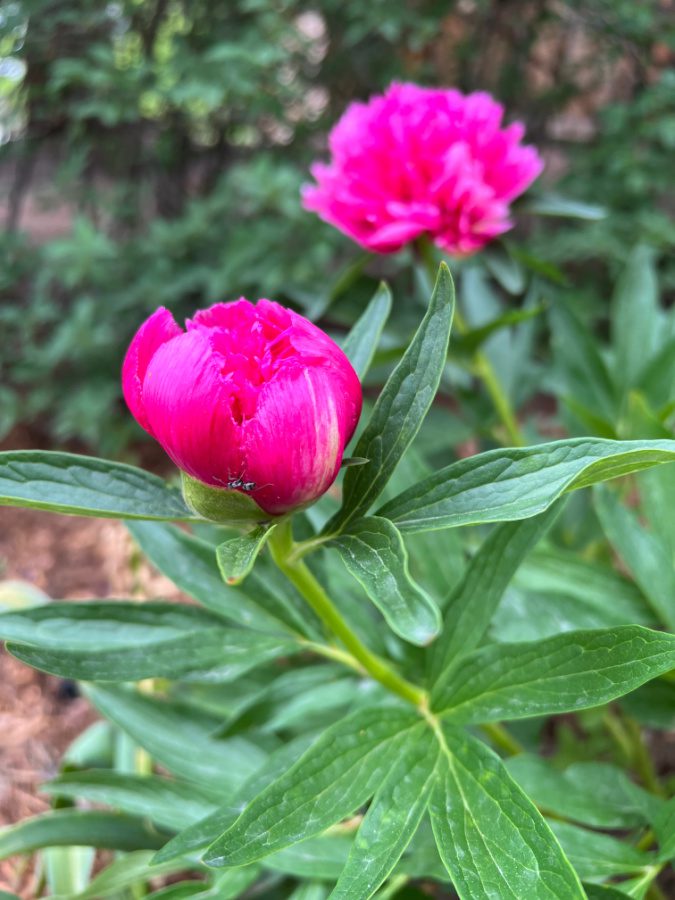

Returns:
453,305,525,447
414,237,525,447
269,520,426,707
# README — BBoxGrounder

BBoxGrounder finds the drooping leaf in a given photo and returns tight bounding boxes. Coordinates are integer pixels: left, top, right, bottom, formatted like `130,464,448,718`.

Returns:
0,451,193,520
0,601,297,682
430,504,562,680
429,724,584,899
0,811,168,859
152,734,316,865
505,756,656,829
331,516,441,645
327,263,454,532
653,796,675,862
549,821,654,879
330,723,438,900
378,438,675,532
203,707,418,867
594,485,675,630
127,521,321,637
432,626,675,722
525,193,607,220
216,525,274,585
341,282,392,379
43,772,218,832
85,685,266,795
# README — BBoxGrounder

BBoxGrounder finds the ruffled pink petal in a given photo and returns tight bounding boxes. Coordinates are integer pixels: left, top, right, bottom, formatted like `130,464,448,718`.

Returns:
302,82,543,257
121,307,183,434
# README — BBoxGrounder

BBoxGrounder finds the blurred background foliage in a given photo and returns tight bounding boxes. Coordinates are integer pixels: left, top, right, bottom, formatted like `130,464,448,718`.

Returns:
1,0,674,454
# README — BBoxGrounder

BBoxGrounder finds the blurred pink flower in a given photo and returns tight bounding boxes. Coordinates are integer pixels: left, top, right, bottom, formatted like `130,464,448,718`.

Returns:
122,300,361,516
303,83,543,256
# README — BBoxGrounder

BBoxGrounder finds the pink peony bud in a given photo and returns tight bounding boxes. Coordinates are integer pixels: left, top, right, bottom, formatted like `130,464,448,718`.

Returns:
122,299,362,517
303,82,544,257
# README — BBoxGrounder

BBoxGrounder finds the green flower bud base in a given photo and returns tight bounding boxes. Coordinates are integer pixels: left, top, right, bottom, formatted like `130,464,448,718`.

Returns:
181,473,271,526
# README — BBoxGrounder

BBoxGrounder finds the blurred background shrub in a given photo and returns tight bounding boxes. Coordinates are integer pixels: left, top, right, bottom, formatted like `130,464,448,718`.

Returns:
1,0,674,454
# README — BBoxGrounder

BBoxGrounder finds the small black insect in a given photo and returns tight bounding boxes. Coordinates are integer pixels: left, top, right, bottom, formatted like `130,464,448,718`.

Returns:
226,476,257,492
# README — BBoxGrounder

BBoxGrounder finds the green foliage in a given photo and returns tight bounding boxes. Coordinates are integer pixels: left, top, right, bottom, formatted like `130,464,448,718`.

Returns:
1,4,675,895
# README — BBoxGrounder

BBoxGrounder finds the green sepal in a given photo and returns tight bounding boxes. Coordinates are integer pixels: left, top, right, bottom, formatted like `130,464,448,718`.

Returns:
181,473,272,526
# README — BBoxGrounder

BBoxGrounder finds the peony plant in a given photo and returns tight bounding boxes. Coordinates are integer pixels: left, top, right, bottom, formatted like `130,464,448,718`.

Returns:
0,260,675,898
1,81,675,900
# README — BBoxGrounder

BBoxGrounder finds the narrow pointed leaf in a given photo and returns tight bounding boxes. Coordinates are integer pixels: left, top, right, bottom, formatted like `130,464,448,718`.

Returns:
204,707,418,867
0,811,167,859
328,263,454,531
0,601,296,682
612,245,660,390
341,282,392,379
429,725,584,900
430,504,562,680
216,525,274,585
127,521,321,637
43,772,218,832
594,485,675,630
85,685,266,794
0,450,194,519
378,438,675,532
330,723,438,900
331,516,441,645
505,756,655,829
550,821,654,878
432,626,675,722
152,734,316,864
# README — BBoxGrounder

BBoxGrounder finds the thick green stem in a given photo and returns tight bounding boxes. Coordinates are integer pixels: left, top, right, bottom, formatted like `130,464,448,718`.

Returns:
480,721,524,756
269,521,426,707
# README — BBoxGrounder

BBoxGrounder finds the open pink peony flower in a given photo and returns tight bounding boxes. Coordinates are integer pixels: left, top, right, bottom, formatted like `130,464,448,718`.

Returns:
122,299,362,517
303,82,543,256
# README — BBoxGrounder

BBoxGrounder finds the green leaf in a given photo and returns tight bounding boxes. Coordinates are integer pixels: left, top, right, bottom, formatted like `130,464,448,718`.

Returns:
429,724,584,899
378,438,675,532
612,245,660,390
67,851,190,900
483,243,526,295
653,796,675,862
582,886,631,899
0,601,296,682
505,756,655,829
526,193,607,220
432,626,675,721
216,525,274,585
330,723,438,899
550,304,617,423
0,450,193,520
266,835,352,880
640,464,675,559
153,734,316,864
0,811,167,859
594,485,675,630
549,821,654,879
85,685,267,795
430,505,561,680
203,707,418,866
341,282,392,379
331,516,441,645
43,771,218,832
327,263,455,532
127,521,320,637
453,305,544,356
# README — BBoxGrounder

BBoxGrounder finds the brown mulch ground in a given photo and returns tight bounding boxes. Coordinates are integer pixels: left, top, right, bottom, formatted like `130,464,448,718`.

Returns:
0,507,183,897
